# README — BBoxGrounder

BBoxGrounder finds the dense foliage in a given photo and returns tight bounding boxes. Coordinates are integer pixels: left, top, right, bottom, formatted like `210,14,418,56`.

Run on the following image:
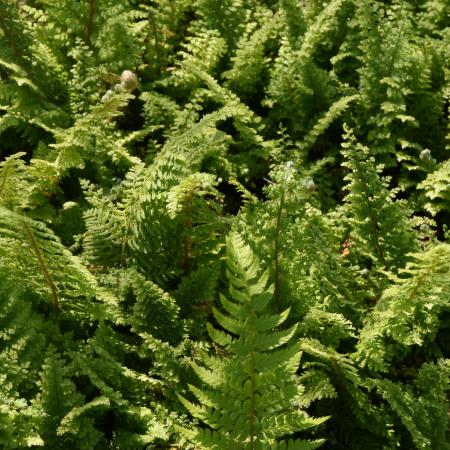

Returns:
0,0,449,448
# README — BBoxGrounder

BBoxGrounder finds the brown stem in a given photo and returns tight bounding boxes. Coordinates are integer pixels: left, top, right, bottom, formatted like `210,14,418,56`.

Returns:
85,0,95,47
274,182,286,312
0,163,11,199
21,220,60,311
181,201,192,275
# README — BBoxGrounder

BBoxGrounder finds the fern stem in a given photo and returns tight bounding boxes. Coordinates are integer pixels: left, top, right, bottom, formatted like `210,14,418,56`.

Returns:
21,220,60,311
117,221,130,291
354,158,386,266
274,179,286,312
181,197,192,275
0,163,11,199
120,221,130,268
85,0,95,47
248,331,257,449
385,22,404,80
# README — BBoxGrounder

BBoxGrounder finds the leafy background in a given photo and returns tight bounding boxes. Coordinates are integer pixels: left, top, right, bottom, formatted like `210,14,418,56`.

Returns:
0,0,449,448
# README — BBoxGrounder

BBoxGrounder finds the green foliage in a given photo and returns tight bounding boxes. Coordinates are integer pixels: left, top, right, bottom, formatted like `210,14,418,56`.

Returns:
0,206,98,312
418,159,450,215
0,0,449,448
373,359,450,450
356,243,450,373
340,126,418,272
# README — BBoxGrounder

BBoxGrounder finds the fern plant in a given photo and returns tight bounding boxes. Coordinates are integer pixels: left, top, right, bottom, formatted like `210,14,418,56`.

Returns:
339,125,418,274
178,232,327,449
1,0,449,448
356,243,450,373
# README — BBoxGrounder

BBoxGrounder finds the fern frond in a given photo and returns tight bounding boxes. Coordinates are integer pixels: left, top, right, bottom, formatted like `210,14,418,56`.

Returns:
418,159,450,215
340,125,417,272
178,232,326,449
356,243,450,372
0,206,108,317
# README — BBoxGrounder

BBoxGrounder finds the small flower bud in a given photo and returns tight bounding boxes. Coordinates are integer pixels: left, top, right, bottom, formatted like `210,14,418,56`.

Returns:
120,70,138,91
113,83,123,92
419,148,432,161
360,268,370,277
303,178,316,191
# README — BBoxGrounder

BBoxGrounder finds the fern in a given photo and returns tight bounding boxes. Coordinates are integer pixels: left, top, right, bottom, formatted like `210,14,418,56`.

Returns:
299,338,396,446
418,159,450,215
178,232,327,449
340,126,417,273
0,1,449,448
356,243,450,372
0,206,102,313
373,359,450,449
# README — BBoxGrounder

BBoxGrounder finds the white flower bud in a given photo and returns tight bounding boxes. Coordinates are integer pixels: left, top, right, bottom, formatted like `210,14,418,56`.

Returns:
303,178,316,191
419,148,432,161
120,70,138,91
113,83,123,92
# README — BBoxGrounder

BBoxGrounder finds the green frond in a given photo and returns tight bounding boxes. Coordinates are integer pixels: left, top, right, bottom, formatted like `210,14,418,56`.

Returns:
340,125,418,272
0,206,104,315
0,152,29,210
175,425,238,449
253,324,299,352
253,343,302,374
356,243,450,372
1,1,448,448
57,396,110,436
273,439,325,450
300,94,359,151
373,359,450,449
212,306,244,335
418,159,450,215
179,231,326,448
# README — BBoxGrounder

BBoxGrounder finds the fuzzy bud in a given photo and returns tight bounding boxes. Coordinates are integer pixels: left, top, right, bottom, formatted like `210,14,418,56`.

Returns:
286,161,294,169
120,70,138,91
419,148,434,162
303,178,316,192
